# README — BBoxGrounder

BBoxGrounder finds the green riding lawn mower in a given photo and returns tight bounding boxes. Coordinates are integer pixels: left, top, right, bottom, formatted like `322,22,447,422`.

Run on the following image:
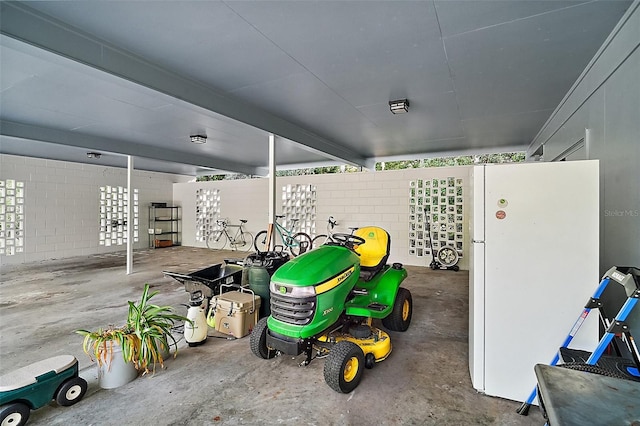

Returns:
250,226,413,393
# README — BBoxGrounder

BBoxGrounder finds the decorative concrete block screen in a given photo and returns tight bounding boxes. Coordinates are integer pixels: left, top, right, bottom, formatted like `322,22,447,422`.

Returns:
195,188,221,243
0,179,25,256
99,186,139,246
408,177,464,259
281,184,317,236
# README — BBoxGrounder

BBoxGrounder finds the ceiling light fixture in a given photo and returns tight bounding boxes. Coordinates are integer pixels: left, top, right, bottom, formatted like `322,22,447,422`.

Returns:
86,151,101,159
389,99,409,114
190,134,207,144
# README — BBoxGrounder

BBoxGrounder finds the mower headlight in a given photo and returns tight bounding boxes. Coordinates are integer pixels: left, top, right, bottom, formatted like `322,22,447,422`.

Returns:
270,281,316,297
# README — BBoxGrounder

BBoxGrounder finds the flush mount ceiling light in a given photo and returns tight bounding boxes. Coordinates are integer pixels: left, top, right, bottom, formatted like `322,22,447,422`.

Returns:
389,99,409,114
86,151,101,159
190,134,207,144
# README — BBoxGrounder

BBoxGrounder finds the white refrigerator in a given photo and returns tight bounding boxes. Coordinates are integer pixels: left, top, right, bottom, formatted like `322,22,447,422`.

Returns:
469,160,600,403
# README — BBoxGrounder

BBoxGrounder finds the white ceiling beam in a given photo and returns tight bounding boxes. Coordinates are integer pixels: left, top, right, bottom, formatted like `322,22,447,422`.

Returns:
0,120,258,175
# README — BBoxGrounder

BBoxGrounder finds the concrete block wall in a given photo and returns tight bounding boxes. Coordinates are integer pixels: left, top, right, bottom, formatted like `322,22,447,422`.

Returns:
0,154,190,265
173,166,472,269
175,177,270,252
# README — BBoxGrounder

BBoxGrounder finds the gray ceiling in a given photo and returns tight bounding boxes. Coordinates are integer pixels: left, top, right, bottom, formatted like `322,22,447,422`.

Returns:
0,1,632,176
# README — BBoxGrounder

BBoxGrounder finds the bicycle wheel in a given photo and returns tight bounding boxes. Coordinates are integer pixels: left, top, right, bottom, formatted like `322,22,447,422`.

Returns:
254,230,269,252
290,232,312,256
207,230,227,250
312,234,330,248
239,231,254,252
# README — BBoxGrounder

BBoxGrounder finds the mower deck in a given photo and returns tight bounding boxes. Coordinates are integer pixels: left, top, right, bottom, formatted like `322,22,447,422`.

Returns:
318,327,392,364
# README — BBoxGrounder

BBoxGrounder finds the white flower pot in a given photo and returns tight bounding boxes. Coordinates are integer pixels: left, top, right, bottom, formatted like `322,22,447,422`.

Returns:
97,344,138,389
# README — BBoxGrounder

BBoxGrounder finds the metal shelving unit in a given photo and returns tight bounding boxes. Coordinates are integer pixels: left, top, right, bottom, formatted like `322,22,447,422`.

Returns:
148,205,180,248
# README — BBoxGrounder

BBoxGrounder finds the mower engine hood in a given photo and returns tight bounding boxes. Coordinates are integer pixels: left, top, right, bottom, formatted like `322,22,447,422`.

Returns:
271,245,360,288
268,245,361,339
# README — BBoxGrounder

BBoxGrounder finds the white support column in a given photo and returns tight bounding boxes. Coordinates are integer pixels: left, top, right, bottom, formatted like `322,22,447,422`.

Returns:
585,128,591,159
126,155,134,275
267,134,277,250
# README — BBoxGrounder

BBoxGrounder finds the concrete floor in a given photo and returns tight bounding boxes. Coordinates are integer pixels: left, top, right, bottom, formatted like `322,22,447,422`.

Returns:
0,247,544,425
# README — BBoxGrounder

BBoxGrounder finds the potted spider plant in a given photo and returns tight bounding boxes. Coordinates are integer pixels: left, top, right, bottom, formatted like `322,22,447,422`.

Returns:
76,325,139,389
77,284,190,388
126,283,190,374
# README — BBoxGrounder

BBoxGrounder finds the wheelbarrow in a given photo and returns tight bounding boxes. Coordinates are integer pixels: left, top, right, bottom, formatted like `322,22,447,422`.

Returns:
163,260,244,301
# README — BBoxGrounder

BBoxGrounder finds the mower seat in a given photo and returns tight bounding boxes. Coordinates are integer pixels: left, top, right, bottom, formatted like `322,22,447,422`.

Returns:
354,227,390,282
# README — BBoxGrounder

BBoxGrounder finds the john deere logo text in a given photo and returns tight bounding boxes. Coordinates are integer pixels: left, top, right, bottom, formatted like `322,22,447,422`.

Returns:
314,266,355,294
323,307,334,316
337,269,353,283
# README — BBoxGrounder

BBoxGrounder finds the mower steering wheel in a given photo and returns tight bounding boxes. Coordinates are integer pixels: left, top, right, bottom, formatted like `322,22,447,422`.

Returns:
331,233,366,250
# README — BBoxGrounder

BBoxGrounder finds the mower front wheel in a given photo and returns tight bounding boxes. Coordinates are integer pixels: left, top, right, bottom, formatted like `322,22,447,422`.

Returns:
250,317,275,359
382,287,413,332
324,341,365,393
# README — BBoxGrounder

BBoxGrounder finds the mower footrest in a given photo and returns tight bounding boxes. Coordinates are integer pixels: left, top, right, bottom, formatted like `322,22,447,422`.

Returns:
367,303,387,312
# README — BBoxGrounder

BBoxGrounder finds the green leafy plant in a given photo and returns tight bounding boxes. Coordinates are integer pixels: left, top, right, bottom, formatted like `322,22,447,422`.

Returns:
77,284,190,375
126,283,190,374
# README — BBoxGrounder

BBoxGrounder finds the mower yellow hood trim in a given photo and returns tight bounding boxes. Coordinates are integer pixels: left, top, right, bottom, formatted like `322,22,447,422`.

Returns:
315,266,355,294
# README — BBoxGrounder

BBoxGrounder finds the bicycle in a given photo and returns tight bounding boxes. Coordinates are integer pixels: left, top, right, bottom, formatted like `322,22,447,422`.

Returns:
253,215,312,256
206,219,254,251
312,216,359,248
312,216,338,247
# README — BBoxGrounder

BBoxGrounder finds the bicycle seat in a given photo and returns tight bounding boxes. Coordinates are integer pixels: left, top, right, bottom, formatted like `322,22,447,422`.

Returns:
354,227,390,282
240,219,247,223
276,215,285,219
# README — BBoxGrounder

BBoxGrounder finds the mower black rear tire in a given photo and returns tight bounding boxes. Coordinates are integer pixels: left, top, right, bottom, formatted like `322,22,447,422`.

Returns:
382,287,412,332
324,341,365,393
250,317,275,359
